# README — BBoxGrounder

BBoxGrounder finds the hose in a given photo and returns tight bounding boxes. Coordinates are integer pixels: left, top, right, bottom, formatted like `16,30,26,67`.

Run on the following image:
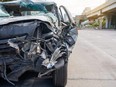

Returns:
2,59,15,86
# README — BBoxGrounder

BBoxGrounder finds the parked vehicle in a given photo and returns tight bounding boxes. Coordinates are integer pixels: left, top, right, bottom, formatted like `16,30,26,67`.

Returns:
0,0,77,87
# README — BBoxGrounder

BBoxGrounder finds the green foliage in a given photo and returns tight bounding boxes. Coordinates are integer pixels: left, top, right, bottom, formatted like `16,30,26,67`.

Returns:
92,21,99,27
102,18,106,28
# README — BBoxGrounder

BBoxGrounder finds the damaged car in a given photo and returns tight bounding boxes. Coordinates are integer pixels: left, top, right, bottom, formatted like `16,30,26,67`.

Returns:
0,0,77,87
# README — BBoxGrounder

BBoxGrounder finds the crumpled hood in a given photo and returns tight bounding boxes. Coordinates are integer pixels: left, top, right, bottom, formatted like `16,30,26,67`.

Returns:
0,15,58,27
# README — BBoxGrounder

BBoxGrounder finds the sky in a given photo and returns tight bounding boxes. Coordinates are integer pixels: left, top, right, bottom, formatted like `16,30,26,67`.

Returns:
53,0,106,16
33,0,106,16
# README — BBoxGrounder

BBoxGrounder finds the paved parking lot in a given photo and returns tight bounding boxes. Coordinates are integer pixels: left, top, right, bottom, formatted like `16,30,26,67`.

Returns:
67,29,116,87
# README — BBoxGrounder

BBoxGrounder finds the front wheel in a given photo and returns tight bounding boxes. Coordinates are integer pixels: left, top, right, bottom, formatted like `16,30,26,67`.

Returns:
53,63,68,87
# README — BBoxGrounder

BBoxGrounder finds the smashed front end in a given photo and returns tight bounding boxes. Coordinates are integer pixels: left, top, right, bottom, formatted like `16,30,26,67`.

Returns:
0,19,77,85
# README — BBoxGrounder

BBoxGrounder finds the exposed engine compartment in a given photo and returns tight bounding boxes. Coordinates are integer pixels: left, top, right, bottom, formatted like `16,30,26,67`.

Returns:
0,20,77,85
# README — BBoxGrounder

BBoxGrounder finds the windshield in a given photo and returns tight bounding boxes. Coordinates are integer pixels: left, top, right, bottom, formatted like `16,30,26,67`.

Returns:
0,5,10,17
2,1,57,17
0,1,59,24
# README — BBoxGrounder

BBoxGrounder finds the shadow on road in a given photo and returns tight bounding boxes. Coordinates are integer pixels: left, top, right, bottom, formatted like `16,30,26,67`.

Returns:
0,78,54,87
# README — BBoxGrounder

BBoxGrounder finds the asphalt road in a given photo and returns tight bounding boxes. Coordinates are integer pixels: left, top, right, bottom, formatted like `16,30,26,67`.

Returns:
67,29,116,87
1,29,116,87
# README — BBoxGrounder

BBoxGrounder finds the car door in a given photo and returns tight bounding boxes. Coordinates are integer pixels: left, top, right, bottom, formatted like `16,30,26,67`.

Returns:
59,6,78,48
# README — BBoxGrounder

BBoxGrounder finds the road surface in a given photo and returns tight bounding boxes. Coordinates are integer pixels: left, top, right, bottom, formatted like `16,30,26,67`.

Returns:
67,29,116,87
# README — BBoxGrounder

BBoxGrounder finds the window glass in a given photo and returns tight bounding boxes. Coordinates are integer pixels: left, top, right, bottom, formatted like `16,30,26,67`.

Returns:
60,7,70,23
0,5,10,17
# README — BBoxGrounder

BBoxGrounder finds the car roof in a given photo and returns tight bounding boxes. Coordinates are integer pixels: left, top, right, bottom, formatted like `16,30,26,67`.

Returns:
0,0,56,6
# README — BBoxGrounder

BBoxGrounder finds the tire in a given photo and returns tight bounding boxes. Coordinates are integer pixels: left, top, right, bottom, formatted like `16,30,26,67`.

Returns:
53,63,68,87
